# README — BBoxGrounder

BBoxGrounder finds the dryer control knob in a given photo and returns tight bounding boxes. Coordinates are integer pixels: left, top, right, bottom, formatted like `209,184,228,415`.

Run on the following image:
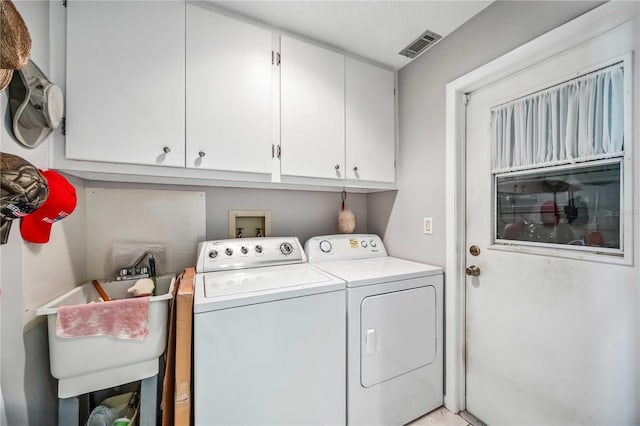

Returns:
280,242,293,255
208,250,218,259
255,245,263,254
240,246,248,255
370,240,377,248
225,247,233,256
361,240,368,248
319,240,332,253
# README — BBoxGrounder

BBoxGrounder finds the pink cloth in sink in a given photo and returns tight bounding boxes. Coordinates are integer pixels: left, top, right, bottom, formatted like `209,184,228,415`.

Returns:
55,296,151,340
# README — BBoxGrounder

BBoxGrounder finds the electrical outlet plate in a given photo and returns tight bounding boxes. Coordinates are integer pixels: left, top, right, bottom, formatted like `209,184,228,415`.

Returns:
229,210,272,238
423,217,433,235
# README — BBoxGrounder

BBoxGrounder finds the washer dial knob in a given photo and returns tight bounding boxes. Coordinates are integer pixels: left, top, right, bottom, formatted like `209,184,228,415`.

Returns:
280,242,294,255
319,240,332,253
361,240,368,248
240,246,248,255
370,240,377,248
225,247,233,256
208,250,218,259
255,245,263,254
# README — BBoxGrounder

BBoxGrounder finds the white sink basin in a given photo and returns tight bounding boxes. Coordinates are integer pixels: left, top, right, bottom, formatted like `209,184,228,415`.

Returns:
36,274,175,398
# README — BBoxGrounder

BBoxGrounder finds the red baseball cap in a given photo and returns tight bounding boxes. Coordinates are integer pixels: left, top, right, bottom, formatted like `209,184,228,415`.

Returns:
20,170,76,243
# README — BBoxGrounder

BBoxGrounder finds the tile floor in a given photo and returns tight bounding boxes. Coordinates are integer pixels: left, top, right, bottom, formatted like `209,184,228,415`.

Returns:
408,407,473,426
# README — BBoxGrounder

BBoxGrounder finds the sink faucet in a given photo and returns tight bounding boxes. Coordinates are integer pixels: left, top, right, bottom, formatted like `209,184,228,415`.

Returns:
116,251,158,295
117,251,156,282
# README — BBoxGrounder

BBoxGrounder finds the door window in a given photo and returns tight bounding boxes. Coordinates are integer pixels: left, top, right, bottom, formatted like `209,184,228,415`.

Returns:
495,160,621,251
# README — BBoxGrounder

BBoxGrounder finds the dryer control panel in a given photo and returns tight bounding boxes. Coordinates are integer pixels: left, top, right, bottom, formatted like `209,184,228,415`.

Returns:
305,234,388,262
196,237,306,273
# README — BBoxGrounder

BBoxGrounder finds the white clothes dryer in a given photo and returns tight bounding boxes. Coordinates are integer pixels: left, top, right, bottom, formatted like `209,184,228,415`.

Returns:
194,237,346,426
305,234,443,426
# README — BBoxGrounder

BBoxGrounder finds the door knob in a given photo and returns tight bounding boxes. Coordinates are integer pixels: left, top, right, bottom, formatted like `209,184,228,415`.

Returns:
465,265,481,276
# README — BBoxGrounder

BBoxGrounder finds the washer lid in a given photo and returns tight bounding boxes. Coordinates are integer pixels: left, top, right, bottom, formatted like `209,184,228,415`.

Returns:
194,264,345,312
313,257,442,287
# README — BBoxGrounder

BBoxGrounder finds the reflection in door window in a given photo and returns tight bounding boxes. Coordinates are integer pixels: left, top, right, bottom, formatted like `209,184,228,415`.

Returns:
495,161,621,250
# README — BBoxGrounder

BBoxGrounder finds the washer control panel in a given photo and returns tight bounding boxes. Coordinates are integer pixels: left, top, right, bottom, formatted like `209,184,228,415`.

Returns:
196,237,306,273
305,234,387,262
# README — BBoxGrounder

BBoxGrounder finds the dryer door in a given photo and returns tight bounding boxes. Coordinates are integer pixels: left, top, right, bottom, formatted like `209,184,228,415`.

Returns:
361,285,436,387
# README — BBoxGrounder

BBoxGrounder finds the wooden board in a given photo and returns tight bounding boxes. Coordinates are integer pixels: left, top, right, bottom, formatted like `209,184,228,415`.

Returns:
162,268,194,426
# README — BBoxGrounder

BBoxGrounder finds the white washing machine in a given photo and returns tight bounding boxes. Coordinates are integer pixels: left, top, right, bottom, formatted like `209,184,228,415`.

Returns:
305,234,443,426
194,237,346,426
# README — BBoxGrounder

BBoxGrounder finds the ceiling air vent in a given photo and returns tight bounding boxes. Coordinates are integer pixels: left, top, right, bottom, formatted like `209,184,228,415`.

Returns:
399,29,442,59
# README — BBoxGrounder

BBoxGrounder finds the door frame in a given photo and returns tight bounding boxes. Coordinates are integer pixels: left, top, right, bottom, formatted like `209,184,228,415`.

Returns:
444,1,638,413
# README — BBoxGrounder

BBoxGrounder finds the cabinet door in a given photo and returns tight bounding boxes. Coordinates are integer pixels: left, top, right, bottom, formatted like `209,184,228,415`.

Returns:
280,36,345,180
186,5,273,173
66,1,185,167
346,58,395,183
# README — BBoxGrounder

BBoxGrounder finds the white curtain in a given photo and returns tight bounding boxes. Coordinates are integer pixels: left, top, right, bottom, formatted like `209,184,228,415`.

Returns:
490,64,624,173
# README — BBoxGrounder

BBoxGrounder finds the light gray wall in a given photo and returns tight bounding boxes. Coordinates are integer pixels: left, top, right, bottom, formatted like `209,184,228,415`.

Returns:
91,181,368,246
368,1,604,266
203,187,367,243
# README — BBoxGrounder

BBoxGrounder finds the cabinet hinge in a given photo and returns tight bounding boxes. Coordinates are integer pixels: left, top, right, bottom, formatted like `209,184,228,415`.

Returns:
61,117,66,135
272,52,281,66
271,144,275,158
463,93,471,105
394,88,396,96
63,0,67,7
277,145,281,159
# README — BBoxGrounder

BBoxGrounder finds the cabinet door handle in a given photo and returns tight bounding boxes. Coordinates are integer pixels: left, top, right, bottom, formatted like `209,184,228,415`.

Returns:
198,151,206,157
163,146,171,154
335,164,340,170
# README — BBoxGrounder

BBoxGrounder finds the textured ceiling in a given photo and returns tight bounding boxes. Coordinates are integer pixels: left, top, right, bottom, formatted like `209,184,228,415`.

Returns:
209,1,493,69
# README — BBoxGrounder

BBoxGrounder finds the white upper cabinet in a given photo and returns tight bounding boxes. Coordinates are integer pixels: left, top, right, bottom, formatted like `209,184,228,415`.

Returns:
345,58,396,183
280,36,345,180
65,1,185,167
59,4,395,189
186,5,273,174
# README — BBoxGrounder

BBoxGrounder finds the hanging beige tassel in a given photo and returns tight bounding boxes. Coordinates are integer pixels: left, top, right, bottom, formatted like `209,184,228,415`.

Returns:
337,190,356,234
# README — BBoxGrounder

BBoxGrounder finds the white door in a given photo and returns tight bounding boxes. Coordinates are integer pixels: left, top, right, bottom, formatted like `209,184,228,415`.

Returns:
464,17,638,425
66,1,185,167
345,58,395,183
186,4,273,174
280,36,345,180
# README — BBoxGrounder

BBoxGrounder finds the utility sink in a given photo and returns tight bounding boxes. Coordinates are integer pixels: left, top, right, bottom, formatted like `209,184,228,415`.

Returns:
36,274,175,398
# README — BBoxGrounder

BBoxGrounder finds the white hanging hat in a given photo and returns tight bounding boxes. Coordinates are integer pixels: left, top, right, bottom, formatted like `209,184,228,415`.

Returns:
8,60,64,148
